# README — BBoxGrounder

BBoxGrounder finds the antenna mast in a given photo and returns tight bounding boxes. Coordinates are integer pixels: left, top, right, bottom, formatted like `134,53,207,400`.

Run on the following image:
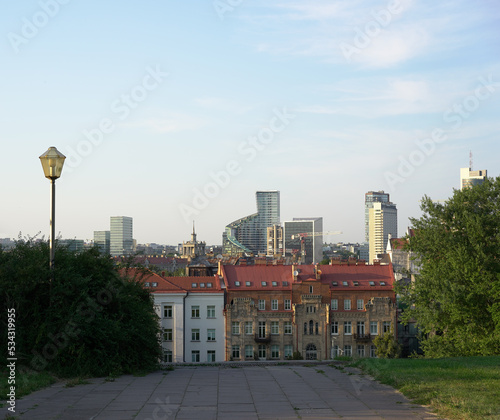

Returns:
469,150,473,170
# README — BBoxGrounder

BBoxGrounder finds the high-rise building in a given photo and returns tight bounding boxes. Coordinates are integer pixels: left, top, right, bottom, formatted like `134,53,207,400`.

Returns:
283,218,323,264
266,224,283,257
223,191,280,256
368,201,397,264
364,191,390,243
94,230,110,255
110,216,134,257
460,167,487,190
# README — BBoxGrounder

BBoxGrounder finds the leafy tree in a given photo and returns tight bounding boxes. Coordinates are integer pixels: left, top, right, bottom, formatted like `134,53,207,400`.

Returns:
373,327,400,358
398,177,500,357
0,240,161,377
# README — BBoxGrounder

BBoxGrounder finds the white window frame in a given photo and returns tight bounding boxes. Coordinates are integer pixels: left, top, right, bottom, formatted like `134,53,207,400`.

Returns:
191,329,200,341
164,305,172,318
232,321,240,335
207,329,216,341
357,299,364,310
245,321,253,335
191,306,200,318
271,299,278,311
271,321,279,335
370,321,378,335
344,321,352,335
331,321,338,335
258,299,265,310
284,299,291,310
331,299,338,310
344,299,351,310
207,305,216,318
284,321,292,335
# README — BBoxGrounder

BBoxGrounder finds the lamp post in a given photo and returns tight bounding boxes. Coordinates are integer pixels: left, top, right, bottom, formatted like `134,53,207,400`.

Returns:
39,147,66,270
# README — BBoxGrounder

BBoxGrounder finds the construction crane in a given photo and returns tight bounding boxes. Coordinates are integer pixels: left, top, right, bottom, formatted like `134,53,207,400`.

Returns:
290,231,342,264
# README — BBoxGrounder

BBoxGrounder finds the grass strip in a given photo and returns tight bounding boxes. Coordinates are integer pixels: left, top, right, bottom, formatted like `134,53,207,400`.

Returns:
352,356,500,420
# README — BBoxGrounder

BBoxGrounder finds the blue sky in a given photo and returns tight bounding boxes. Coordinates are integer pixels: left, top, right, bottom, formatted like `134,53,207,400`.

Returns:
1,0,499,245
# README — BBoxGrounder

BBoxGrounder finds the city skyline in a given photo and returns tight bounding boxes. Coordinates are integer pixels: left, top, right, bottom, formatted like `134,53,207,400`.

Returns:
2,1,499,245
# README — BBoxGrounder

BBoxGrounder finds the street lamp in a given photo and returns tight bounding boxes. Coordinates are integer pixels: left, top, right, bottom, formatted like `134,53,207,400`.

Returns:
39,147,66,270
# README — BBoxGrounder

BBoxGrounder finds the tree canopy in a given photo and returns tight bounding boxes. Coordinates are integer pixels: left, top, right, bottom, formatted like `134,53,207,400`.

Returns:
398,177,500,357
0,240,161,377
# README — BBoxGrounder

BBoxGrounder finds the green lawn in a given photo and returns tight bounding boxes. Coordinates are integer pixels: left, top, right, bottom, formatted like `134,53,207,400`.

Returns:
0,367,58,404
352,356,500,420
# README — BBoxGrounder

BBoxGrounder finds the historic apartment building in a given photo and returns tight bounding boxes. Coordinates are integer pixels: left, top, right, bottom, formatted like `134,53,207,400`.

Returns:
221,261,396,361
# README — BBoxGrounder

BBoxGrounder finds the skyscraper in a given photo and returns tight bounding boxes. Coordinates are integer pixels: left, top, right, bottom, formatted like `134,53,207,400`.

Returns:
364,191,390,243
110,216,133,257
460,167,487,190
222,191,280,255
368,201,397,264
283,217,323,264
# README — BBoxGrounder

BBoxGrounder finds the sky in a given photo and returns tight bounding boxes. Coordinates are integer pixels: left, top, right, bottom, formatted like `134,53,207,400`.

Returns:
1,0,499,246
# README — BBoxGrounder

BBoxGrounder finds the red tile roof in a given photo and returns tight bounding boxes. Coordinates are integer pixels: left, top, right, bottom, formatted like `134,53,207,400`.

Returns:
118,268,222,293
221,263,394,291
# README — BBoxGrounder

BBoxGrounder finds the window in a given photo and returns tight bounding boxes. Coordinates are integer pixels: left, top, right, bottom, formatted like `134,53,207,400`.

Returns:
191,306,200,318
353,281,359,286
370,345,377,358
357,345,365,357
246,281,251,287
309,285,313,293
271,321,279,335
191,329,200,341
200,283,205,288
344,345,352,357
307,305,316,313
232,321,240,335
369,281,375,286
332,281,338,286
331,299,338,310
207,282,213,288
315,322,319,335
357,299,364,310
331,321,338,335
357,321,365,336
207,329,216,341
245,345,254,358
284,321,292,335
344,299,351,310
342,281,348,286
383,321,391,333
258,344,266,359
344,321,352,335
152,282,158,287
271,299,278,310
284,345,293,359
235,281,240,287
332,345,339,358
284,299,291,310
380,281,386,286
207,350,215,362
271,345,280,359
370,321,378,335
232,345,240,359
309,320,314,335
258,322,266,338
164,349,172,363
261,281,267,286
163,329,172,341
304,322,307,335
144,282,150,287
272,281,278,287
258,299,265,310
191,283,197,288
245,321,253,335
163,305,172,318
207,305,216,318
192,350,200,362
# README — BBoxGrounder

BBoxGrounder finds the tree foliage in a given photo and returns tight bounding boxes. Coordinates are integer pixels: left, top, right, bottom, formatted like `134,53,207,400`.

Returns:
373,327,401,358
0,240,161,377
398,177,500,357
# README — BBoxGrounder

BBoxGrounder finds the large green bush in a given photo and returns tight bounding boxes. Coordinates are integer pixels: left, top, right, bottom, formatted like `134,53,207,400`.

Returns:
0,240,161,377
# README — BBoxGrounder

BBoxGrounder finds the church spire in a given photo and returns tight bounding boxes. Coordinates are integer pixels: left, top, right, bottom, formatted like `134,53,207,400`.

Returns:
192,221,197,242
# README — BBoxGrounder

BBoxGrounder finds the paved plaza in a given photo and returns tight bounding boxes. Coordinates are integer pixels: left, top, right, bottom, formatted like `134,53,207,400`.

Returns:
5,364,439,419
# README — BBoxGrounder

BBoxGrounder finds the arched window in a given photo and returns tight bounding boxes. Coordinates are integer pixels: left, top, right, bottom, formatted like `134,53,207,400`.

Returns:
304,322,307,335
315,322,319,335
306,343,317,360
309,320,314,335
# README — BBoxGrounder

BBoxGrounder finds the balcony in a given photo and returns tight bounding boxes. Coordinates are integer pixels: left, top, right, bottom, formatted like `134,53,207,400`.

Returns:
254,334,271,343
354,333,371,342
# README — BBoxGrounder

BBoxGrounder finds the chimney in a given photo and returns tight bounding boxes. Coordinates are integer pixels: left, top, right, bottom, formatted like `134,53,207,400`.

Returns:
315,263,321,280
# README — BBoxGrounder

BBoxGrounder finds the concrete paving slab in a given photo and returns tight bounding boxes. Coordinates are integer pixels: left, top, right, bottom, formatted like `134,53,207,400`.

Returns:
3,364,442,419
